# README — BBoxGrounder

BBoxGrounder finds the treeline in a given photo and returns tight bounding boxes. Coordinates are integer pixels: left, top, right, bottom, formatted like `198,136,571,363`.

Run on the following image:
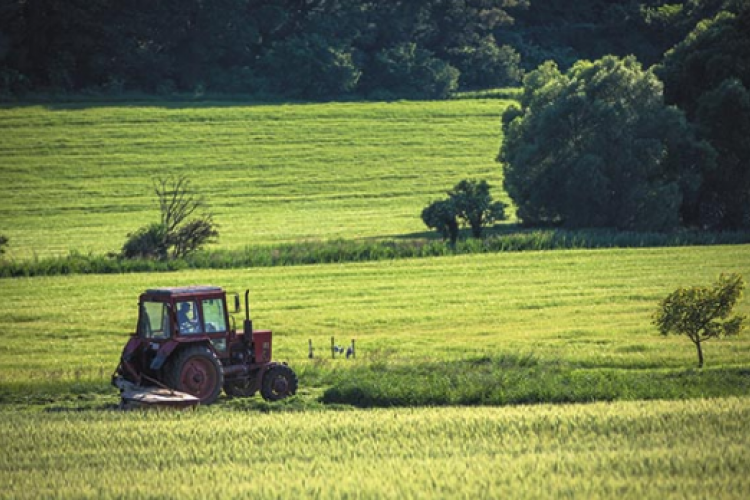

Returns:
0,0,739,100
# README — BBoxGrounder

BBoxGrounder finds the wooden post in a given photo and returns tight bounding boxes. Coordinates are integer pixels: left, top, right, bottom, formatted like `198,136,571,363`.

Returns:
351,339,356,359
308,339,314,359
331,336,335,359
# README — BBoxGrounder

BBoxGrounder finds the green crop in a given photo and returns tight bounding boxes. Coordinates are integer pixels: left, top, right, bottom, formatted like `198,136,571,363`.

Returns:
2,398,749,499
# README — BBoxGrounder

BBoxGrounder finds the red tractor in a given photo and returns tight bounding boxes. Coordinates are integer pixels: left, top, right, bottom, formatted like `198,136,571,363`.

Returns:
112,285,297,405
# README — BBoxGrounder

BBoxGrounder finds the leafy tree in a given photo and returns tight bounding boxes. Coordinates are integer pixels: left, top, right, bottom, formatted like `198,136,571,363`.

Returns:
122,175,218,260
0,234,8,255
449,179,506,238
422,179,505,242
653,273,746,368
363,43,459,99
260,34,361,99
499,55,713,231
421,199,459,245
658,6,750,229
449,35,523,89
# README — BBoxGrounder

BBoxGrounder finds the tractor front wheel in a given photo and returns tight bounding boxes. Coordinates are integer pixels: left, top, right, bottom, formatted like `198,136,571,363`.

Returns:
260,365,298,401
165,345,224,405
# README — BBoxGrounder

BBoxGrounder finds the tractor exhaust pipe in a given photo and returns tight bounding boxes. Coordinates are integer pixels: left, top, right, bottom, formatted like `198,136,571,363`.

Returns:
244,289,253,337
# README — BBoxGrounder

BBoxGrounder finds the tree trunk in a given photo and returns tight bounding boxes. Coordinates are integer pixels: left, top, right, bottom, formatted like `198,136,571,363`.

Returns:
694,340,704,368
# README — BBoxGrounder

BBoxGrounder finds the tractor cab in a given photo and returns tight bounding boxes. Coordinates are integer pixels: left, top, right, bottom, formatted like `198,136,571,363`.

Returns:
137,286,235,355
113,285,297,406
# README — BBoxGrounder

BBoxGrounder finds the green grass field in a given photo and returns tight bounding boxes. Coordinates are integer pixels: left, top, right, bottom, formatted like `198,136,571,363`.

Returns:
0,100,508,259
3,398,749,499
2,100,750,498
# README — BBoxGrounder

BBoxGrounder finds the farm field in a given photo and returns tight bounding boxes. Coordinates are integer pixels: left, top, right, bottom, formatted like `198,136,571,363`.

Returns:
2,98,750,498
1,245,749,399
0,99,508,260
2,398,750,499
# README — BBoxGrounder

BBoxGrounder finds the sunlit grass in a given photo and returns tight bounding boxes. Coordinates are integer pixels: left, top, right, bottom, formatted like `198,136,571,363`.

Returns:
0,100,511,259
1,245,748,404
1,398,749,499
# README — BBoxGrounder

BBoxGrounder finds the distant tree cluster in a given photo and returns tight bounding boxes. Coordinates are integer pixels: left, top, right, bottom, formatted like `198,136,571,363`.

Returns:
2,1,740,100
657,6,750,229
0,0,528,100
500,56,712,231
500,1,750,232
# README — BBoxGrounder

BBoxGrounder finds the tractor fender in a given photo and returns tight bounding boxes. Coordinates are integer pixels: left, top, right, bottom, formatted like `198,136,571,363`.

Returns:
149,340,181,371
149,339,216,371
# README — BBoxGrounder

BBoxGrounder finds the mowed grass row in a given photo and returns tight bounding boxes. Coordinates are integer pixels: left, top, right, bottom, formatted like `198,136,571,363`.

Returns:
0,100,509,259
2,398,749,499
1,245,748,401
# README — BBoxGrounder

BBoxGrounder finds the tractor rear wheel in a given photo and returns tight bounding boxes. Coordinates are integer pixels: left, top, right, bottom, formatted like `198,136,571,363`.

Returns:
260,364,298,401
165,345,224,405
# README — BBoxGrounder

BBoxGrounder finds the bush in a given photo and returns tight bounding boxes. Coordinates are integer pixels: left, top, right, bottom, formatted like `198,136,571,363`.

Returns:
122,223,168,260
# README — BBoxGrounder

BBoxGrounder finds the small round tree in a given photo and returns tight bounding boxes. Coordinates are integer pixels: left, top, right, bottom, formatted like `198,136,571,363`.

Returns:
422,179,506,243
653,273,746,368
421,199,459,246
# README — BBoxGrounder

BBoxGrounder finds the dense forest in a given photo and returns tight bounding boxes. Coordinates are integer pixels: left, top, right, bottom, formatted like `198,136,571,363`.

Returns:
0,0,744,99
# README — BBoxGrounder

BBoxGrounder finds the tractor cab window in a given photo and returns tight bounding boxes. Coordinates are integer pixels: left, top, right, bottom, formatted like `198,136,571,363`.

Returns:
177,300,202,335
202,298,227,333
140,301,171,339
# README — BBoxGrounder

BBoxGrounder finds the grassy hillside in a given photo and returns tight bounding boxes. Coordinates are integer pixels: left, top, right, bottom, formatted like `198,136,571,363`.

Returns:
0,100,509,260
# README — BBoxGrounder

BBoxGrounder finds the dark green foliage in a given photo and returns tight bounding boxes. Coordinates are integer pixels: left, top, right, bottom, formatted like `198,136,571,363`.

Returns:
364,43,459,100
0,234,8,255
259,34,361,99
121,223,168,260
449,35,523,89
3,229,750,278
500,56,713,231
658,6,750,229
654,273,746,368
421,200,459,245
449,179,506,238
422,179,506,241
0,0,526,99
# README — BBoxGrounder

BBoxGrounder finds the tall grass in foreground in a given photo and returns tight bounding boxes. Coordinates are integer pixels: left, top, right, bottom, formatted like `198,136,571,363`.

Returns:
1,398,749,499
2,228,749,277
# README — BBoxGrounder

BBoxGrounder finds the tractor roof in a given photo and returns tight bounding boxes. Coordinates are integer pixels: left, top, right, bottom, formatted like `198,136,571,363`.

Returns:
143,285,224,298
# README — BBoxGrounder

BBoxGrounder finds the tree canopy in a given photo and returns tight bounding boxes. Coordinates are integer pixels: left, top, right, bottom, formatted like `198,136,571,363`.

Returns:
0,0,740,99
658,5,750,229
499,56,713,231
